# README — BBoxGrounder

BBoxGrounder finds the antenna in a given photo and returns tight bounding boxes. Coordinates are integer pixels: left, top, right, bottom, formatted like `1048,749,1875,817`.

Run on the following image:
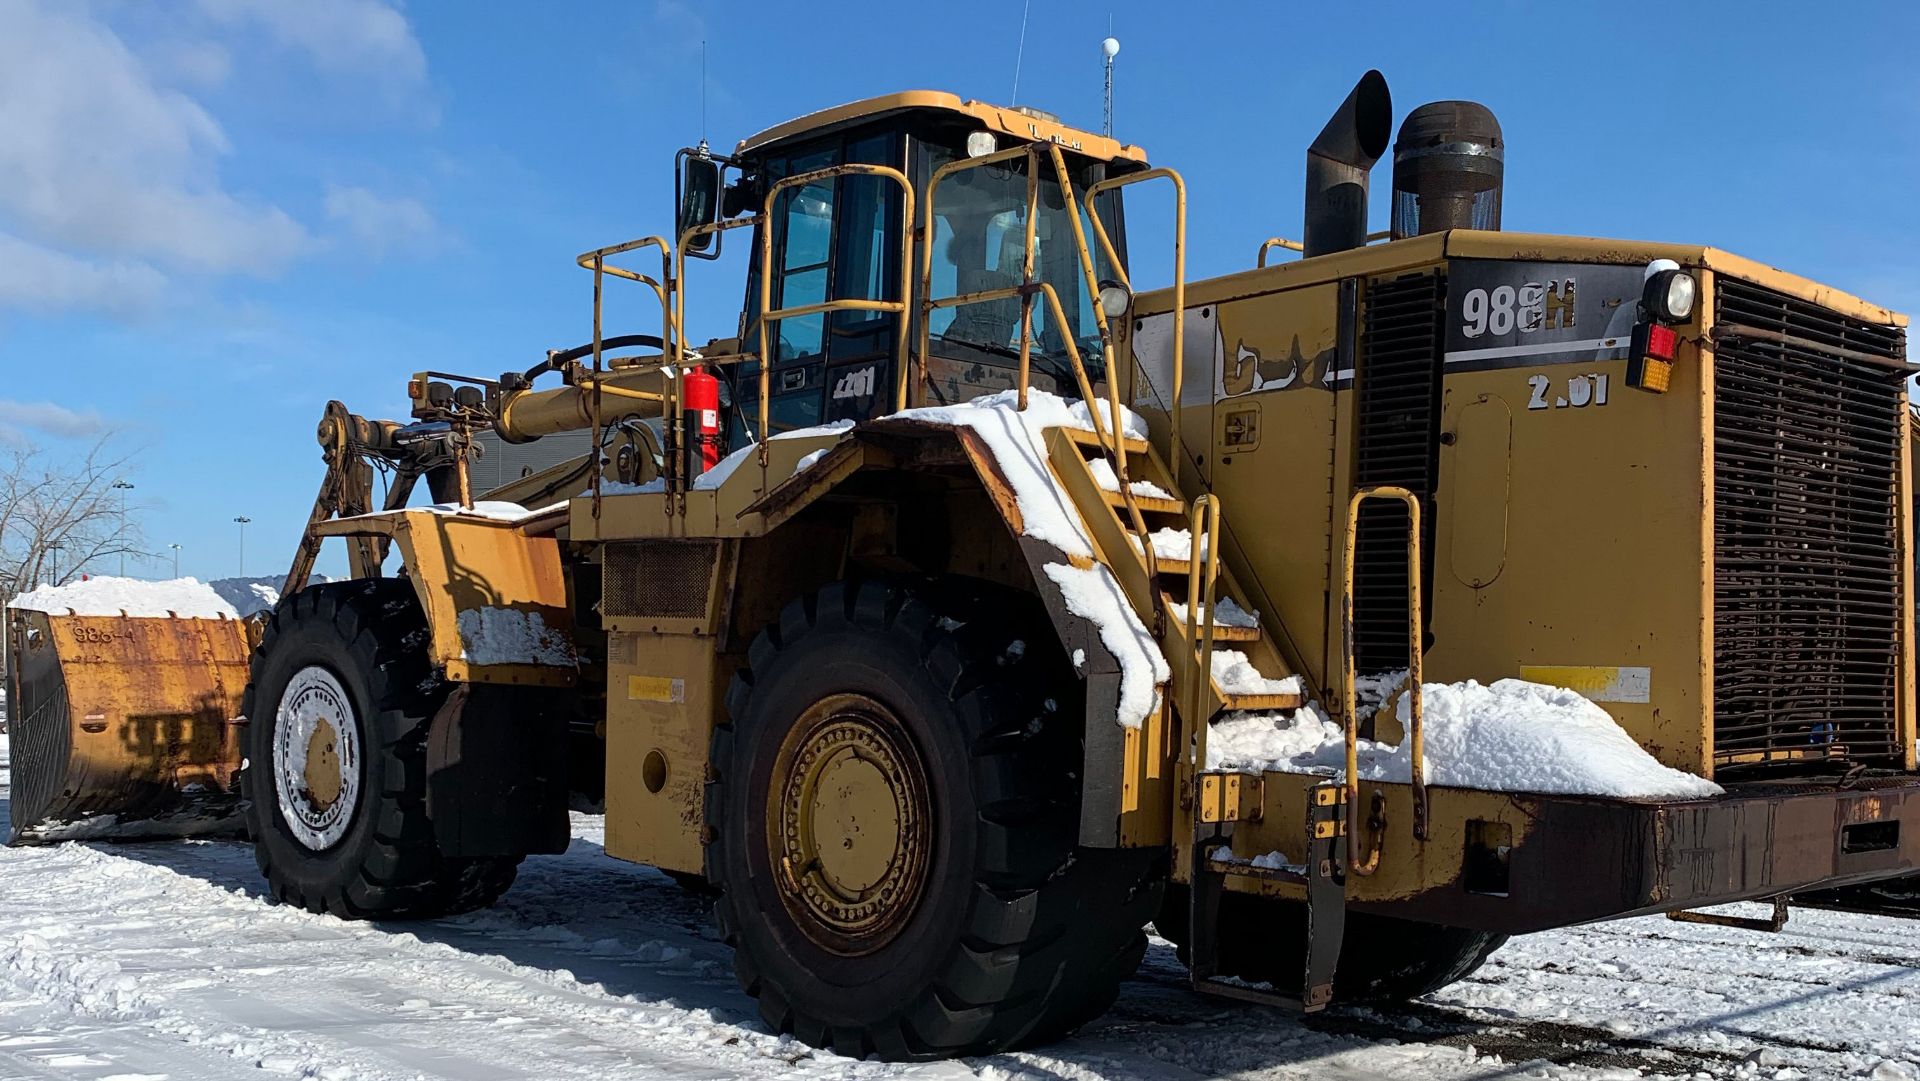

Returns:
1011,0,1031,105
700,39,708,146
1101,34,1119,137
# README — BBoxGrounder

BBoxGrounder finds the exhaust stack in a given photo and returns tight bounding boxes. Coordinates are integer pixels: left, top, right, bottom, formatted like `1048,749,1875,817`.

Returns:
1303,70,1393,258
1390,101,1504,239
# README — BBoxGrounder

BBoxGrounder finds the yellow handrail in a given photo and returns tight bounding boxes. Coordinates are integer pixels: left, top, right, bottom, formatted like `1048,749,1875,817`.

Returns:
1082,165,1187,475
917,143,1046,413
1257,237,1303,267
1185,494,1222,771
758,163,916,466
575,236,680,514
1340,485,1429,877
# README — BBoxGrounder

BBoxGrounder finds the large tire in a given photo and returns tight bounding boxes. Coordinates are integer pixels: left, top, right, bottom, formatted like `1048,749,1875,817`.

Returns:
1155,886,1506,1002
706,579,1163,1060
240,580,519,919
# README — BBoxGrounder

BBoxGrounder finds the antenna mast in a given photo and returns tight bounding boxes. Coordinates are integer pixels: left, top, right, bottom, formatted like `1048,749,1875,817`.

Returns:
1011,0,1031,105
1101,34,1119,137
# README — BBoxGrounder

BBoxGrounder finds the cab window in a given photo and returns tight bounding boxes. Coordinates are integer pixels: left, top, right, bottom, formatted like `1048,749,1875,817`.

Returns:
737,128,904,439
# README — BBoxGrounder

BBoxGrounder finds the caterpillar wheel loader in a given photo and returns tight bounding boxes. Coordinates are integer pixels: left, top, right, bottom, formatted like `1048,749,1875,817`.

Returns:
10,72,1920,1059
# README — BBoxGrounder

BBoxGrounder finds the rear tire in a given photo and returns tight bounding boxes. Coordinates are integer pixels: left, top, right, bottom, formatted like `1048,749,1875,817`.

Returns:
1155,885,1506,1002
706,579,1163,1060
241,580,519,919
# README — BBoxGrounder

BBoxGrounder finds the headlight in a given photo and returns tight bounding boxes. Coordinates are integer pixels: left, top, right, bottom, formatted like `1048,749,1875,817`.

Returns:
1643,268,1697,323
1097,278,1133,319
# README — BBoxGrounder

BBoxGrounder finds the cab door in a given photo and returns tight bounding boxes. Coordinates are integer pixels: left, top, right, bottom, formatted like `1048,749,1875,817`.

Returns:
742,129,904,440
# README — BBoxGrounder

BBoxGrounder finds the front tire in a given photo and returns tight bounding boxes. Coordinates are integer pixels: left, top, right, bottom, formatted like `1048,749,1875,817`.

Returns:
241,581,519,919
706,580,1162,1060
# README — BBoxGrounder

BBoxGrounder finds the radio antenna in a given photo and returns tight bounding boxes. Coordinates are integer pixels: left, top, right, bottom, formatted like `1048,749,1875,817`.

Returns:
700,39,708,145
1011,0,1031,105
1101,32,1119,137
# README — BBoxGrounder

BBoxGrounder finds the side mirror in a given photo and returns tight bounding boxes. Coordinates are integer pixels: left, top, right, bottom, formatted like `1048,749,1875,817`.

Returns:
679,155,723,252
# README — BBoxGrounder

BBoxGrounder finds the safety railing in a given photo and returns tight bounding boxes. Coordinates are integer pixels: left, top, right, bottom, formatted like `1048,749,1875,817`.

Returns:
1340,485,1430,878
1257,237,1303,267
576,236,675,514
1260,231,1394,267
757,163,916,466
574,216,763,512
919,143,1169,552
1184,494,1223,771
1082,163,1186,472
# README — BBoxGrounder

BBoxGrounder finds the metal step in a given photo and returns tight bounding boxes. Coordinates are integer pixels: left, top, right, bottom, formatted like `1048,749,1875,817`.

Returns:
1101,488,1185,515
1063,426,1152,456
1218,689,1305,712
1189,781,1348,1011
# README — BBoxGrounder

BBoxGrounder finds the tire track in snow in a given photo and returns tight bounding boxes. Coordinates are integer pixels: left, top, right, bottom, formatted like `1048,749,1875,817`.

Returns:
0,777,1914,1081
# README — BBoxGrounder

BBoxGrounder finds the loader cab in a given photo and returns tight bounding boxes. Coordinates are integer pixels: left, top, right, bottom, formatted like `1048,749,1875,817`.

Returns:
717,92,1140,445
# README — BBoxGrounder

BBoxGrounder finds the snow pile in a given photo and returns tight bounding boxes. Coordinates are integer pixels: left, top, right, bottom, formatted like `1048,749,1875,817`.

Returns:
1166,595,1260,630
1208,845,1306,876
1207,678,1723,799
422,500,532,520
8,576,243,619
1042,562,1166,728
599,478,667,495
1088,457,1173,501
7,576,331,620
891,388,1150,560
456,607,576,666
1355,668,1410,713
208,577,282,616
1210,650,1302,696
693,420,855,491
204,576,327,617
1134,526,1205,563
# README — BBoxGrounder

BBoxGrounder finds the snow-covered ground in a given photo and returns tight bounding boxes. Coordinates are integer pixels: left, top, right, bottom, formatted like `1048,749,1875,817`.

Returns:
0,732,1915,1081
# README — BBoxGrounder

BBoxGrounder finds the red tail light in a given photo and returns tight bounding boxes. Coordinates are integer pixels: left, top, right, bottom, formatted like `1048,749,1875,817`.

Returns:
1626,322,1679,393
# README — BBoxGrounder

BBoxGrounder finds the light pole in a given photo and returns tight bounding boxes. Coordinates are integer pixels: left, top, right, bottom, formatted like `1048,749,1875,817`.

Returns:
234,516,251,577
168,543,182,578
112,480,135,576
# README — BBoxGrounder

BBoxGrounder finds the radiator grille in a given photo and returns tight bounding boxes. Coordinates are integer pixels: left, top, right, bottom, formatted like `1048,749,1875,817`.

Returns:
602,541,719,619
1354,272,1446,672
1712,277,1909,771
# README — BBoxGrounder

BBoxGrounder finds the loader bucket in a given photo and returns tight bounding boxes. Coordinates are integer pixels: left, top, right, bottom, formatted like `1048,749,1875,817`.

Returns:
5,607,251,844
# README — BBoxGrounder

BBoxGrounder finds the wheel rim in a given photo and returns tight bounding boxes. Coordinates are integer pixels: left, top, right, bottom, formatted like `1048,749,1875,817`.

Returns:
273,665,362,851
767,693,932,956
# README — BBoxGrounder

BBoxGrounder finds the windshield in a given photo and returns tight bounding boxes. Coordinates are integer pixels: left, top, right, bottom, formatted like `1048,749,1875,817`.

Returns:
925,152,1124,385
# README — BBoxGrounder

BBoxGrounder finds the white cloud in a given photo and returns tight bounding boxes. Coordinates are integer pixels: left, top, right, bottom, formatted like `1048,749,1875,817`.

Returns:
323,185,438,258
0,0,435,318
147,38,235,88
193,0,426,84
0,234,166,315
0,0,310,289
0,399,109,440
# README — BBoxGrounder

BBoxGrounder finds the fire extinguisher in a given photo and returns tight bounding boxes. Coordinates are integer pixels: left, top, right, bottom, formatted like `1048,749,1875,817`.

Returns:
680,367,724,481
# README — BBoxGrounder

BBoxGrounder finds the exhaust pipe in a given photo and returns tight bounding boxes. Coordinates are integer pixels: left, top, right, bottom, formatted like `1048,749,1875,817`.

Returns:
1391,101,1504,239
1303,70,1393,258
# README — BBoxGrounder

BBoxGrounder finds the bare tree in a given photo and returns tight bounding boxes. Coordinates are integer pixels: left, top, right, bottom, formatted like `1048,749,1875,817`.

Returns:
0,436,147,600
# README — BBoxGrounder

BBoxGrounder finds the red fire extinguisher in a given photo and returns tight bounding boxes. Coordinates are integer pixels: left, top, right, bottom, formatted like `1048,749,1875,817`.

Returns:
681,367,724,481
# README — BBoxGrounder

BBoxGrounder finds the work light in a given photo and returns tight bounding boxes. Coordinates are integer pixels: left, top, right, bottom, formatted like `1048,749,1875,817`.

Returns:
1644,268,1697,323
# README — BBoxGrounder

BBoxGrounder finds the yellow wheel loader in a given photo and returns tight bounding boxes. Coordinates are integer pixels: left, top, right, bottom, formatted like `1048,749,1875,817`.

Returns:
9,72,1920,1059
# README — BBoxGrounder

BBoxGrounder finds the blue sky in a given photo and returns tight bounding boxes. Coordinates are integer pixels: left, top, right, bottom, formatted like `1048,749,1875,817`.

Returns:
3,0,1917,583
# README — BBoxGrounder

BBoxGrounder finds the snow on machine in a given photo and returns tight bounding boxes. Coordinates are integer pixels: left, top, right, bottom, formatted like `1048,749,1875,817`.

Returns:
8,73,1920,1061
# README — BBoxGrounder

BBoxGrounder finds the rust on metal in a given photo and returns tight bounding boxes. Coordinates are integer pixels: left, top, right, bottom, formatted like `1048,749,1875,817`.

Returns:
6,609,250,844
